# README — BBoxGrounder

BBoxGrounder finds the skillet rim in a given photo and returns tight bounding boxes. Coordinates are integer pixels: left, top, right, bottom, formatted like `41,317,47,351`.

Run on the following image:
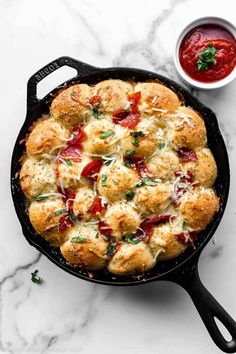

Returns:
10,61,230,286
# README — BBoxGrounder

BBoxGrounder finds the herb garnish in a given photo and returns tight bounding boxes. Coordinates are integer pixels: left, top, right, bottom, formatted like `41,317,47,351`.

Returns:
65,160,72,166
107,242,117,256
158,142,165,150
31,270,42,284
70,236,86,243
135,177,158,187
126,190,135,201
182,221,188,230
101,174,107,186
68,212,77,224
99,130,115,139
32,194,50,201
123,235,140,244
125,149,135,156
130,131,145,147
92,104,100,119
95,232,99,238
54,209,67,217
70,91,76,97
197,44,217,71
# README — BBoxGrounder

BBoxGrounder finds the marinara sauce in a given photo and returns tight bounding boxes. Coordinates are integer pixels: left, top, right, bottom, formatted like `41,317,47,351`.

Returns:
179,24,236,82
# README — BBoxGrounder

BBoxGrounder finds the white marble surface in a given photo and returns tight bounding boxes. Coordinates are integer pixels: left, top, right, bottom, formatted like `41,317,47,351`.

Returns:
1,0,236,353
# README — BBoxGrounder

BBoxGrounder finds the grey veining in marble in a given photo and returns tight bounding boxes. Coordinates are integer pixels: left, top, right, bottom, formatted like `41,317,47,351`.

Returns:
1,0,236,353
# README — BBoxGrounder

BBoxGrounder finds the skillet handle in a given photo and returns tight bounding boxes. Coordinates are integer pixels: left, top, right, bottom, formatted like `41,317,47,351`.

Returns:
174,265,236,353
27,56,98,111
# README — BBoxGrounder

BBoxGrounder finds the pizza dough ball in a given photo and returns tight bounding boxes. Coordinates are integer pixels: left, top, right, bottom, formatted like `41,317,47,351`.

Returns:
108,242,154,275
97,161,138,202
83,119,118,155
168,106,206,150
134,183,172,215
183,148,217,187
149,223,187,261
135,82,180,116
73,187,96,221
56,157,91,189
147,151,180,181
60,224,108,270
104,202,141,239
93,79,133,113
26,118,70,159
29,198,66,246
121,119,157,158
179,188,219,231
50,84,91,126
20,158,56,199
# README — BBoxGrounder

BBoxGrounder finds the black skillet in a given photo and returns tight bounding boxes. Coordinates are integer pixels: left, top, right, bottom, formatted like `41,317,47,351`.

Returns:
11,56,236,353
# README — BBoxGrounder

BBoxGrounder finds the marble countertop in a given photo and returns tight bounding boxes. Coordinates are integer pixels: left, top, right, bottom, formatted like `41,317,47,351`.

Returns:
1,0,236,353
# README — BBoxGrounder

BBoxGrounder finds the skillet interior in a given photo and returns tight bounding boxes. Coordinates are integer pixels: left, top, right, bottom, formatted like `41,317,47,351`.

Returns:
11,65,230,285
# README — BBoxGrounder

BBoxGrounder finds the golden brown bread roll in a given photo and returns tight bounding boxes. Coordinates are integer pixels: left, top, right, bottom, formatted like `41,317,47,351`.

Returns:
93,79,133,113
149,223,187,261
135,82,180,115
108,242,154,275
29,198,66,246
104,202,141,239
179,188,219,231
147,151,180,181
134,183,172,215
20,158,56,199
60,225,108,270
26,118,70,159
50,84,91,126
168,106,206,149
97,161,138,202
183,148,217,187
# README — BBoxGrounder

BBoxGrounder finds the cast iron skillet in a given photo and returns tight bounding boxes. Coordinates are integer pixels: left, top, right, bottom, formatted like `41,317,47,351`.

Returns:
11,56,236,353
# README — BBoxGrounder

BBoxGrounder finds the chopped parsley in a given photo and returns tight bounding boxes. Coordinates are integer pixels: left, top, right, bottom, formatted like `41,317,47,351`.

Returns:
65,160,72,166
32,194,49,201
197,44,217,71
68,212,77,224
158,142,165,150
70,236,86,243
123,235,140,244
101,174,107,186
125,149,135,156
70,91,76,97
130,131,145,147
54,209,67,217
102,156,115,166
95,232,99,239
31,270,42,284
182,221,188,230
92,104,100,119
107,242,117,256
135,177,158,187
99,130,115,139
126,190,135,201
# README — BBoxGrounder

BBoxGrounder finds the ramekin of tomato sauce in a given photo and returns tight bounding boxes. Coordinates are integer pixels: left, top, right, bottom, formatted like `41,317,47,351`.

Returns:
174,17,236,89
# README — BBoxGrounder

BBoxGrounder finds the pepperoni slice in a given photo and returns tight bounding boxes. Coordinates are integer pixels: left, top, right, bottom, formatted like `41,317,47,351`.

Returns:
89,95,102,106
88,196,107,215
59,214,74,232
81,159,103,180
128,91,141,110
58,124,87,163
98,221,112,238
177,147,197,162
138,215,172,242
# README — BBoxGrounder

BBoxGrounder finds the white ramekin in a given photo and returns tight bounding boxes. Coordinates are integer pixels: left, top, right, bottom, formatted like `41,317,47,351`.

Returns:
173,16,236,89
